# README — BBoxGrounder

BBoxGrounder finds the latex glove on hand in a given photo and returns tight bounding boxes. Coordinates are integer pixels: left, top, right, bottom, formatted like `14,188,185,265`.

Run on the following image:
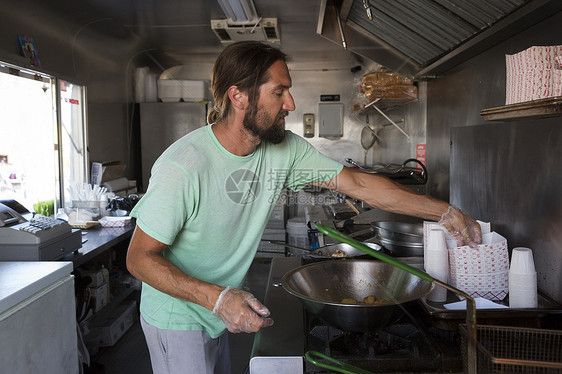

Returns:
438,205,482,248
212,286,274,333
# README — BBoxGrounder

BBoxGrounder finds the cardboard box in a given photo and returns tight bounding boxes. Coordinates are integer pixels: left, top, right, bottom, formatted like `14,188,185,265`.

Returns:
85,300,138,347
80,265,110,288
81,268,106,288
91,161,127,184
89,283,109,312
102,161,126,182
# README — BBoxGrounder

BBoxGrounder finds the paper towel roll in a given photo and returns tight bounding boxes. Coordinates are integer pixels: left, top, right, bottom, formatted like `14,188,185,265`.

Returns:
101,177,129,192
426,229,449,302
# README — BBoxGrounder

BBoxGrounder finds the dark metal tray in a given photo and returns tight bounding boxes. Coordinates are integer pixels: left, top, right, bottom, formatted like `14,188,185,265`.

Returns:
420,291,562,319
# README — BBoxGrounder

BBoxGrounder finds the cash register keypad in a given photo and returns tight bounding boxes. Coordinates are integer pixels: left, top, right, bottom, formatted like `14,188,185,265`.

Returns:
19,215,68,236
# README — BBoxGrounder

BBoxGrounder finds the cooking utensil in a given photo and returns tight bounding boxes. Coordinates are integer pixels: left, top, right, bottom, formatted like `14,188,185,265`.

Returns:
305,351,373,374
459,324,562,373
281,259,434,331
372,221,423,240
314,223,478,374
377,238,424,257
360,115,380,166
371,221,424,256
346,158,428,185
328,189,362,216
345,198,361,215
266,240,381,259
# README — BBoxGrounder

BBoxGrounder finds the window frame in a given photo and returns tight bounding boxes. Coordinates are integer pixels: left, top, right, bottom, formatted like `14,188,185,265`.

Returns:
0,60,89,211
56,77,90,209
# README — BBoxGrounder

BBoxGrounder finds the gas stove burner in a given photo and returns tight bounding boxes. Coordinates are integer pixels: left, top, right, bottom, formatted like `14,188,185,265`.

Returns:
250,258,465,374
308,323,435,358
304,305,463,373
309,325,344,342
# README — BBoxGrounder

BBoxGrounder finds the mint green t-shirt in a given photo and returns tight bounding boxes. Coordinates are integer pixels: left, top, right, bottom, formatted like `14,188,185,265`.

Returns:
131,124,343,338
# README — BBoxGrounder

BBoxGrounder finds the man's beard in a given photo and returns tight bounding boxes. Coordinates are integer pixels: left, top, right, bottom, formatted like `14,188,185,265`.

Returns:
243,107,287,144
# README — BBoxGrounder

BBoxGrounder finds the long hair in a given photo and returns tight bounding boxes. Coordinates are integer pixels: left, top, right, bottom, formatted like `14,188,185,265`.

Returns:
207,42,288,124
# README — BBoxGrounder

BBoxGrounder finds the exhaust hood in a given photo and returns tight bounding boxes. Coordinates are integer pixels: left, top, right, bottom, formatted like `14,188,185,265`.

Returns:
318,0,562,80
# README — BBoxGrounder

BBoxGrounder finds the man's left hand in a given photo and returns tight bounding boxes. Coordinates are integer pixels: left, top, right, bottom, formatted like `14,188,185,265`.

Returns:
439,206,482,248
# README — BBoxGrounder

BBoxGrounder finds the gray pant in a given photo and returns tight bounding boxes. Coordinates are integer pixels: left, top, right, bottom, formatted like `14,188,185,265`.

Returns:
141,315,232,374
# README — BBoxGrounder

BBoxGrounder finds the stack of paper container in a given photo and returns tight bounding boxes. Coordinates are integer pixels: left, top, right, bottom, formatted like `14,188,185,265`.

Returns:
505,45,562,105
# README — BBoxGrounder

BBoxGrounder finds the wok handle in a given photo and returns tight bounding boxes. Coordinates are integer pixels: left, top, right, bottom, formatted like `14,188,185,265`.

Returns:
305,351,374,374
315,224,435,283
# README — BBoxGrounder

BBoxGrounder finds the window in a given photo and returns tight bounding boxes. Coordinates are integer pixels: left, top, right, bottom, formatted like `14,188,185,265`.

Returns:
59,79,88,208
0,62,88,213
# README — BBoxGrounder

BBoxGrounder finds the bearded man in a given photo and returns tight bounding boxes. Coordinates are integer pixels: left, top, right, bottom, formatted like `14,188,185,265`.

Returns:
127,41,481,374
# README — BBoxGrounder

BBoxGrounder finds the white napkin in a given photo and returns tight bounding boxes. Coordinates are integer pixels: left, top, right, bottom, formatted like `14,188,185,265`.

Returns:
443,297,508,310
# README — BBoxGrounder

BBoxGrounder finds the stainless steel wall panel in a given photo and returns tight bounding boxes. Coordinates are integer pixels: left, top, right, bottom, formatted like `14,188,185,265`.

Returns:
427,11,562,304
139,102,207,191
450,121,562,304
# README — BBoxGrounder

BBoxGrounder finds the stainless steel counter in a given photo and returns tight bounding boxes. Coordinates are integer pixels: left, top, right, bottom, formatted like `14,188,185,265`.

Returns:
62,223,135,268
250,257,305,373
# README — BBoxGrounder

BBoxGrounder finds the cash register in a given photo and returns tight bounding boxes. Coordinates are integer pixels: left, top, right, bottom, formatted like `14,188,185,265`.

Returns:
0,200,82,261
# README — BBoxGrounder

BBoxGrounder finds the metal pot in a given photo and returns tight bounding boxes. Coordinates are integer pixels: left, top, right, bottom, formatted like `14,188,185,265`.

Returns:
371,221,424,257
266,240,381,259
281,259,434,331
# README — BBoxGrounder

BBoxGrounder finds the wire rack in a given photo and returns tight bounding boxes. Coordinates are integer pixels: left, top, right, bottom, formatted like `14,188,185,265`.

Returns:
460,324,562,373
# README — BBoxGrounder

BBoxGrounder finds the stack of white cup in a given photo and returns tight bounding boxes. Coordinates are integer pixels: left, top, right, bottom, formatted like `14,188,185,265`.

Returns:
508,247,538,308
426,229,449,302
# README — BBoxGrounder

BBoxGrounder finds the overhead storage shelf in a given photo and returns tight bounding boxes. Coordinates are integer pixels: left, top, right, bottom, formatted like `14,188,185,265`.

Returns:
363,98,417,110
480,96,562,121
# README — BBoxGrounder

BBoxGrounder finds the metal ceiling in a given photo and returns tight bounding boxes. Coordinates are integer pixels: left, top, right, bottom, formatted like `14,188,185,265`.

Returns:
347,0,527,66
348,0,527,67
318,0,562,79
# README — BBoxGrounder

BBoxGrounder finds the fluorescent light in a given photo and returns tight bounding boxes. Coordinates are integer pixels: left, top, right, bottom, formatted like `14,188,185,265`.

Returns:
217,0,258,24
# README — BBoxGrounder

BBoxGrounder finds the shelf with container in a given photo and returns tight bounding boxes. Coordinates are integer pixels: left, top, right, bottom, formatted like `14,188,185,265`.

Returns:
354,69,419,141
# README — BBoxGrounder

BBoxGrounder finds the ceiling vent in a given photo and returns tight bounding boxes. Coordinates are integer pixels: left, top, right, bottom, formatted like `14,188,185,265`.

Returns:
211,18,280,46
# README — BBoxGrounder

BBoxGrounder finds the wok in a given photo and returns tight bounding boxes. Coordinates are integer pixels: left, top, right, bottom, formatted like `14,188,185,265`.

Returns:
313,224,478,374
281,259,434,331
371,221,424,257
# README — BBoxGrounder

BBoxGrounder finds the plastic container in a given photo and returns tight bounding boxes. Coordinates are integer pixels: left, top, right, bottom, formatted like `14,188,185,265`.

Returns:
287,217,309,249
99,216,132,228
70,200,101,221
157,79,210,102
157,79,182,102
181,80,210,102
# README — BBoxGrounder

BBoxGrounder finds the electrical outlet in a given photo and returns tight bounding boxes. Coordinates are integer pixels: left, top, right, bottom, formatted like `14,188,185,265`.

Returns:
303,113,315,138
